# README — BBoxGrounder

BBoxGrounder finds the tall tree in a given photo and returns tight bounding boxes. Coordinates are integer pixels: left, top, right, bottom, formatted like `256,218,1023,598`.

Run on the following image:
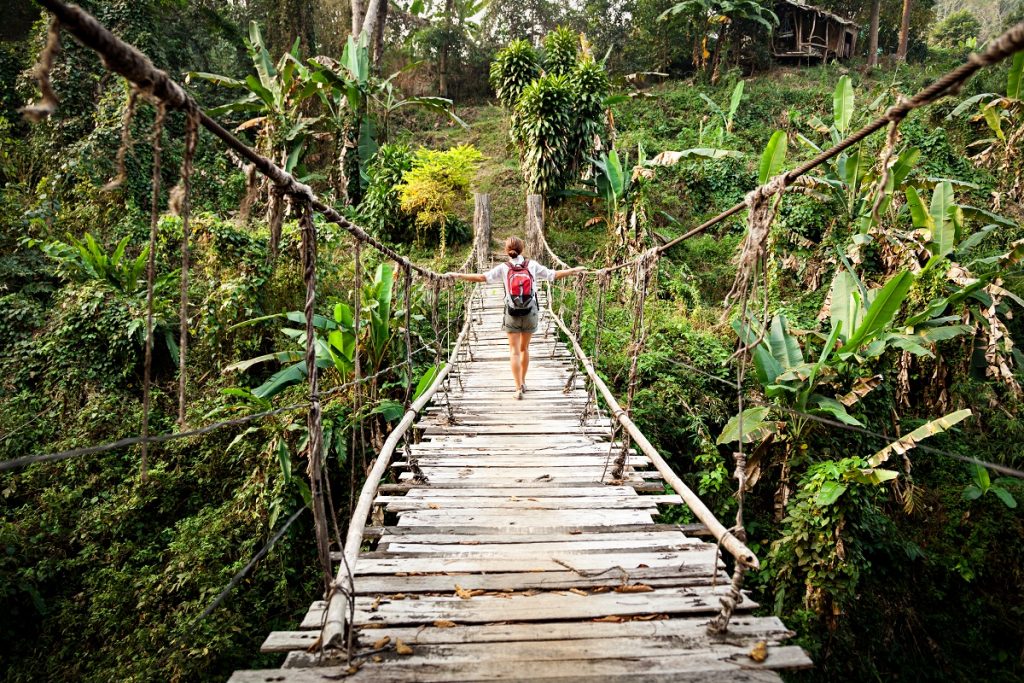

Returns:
896,0,912,60
867,0,881,66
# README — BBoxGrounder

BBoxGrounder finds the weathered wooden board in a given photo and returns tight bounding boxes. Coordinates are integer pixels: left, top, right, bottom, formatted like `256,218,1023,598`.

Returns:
261,614,794,651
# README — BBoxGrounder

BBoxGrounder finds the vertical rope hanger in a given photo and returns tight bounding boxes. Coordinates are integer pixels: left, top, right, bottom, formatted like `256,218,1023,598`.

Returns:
140,101,166,484
350,239,363,514
299,200,333,593
400,265,426,483
171,105,200,427
612,248,659,481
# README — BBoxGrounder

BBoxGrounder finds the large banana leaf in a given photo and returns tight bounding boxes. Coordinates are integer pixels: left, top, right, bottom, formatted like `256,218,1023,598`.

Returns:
843,270,914,352
833,75,854,135
928,181,956,256
768,314,803,370
732,316,784,387
1009,50,1023,100
758,130,787,184
717,406,776,445
867,409,972,467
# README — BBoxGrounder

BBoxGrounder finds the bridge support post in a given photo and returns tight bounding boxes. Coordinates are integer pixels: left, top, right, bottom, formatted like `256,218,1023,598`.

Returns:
525,194,543,260
300,202,334,595
473,193,491,269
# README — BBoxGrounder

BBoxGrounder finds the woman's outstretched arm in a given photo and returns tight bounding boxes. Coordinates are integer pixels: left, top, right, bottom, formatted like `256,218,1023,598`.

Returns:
444,272,487,282
553,267,586,281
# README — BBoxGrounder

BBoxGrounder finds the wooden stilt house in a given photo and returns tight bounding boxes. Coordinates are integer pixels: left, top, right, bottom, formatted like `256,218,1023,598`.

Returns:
772,0,859,61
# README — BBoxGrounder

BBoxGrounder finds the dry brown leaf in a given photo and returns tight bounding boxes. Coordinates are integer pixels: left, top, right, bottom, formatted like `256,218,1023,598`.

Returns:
427,503,440,509
390,593,406,600
634,613,669,621
372,656,383,663
359,623,384,630
589,586,611,593
454,584,485,599
395,639,413,655
569,588,589,596
372,636,391,650
615,584,654,593
749,641,768,662
370,596,382,611
569,530,582,535
433,620,457,628
592,615,625,623
459,540,480,545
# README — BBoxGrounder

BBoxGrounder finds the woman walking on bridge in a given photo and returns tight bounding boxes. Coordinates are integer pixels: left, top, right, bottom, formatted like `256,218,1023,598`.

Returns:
446,236,584,399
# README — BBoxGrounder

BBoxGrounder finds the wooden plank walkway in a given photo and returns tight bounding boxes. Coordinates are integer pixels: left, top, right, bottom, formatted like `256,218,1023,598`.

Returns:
230,284,811,681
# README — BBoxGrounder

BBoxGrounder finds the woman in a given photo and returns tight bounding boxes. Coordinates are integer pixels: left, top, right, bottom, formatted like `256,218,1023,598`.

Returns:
446,236,584,399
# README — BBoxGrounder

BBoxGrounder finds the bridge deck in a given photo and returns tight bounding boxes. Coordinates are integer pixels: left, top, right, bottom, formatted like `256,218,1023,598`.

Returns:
229,284,811,681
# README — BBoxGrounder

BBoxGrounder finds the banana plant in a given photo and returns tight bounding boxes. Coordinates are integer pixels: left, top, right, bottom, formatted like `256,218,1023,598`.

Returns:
698,80,744,147
188,22,319,174
308,35,466,202
947,50,1023,175
224,263,413,400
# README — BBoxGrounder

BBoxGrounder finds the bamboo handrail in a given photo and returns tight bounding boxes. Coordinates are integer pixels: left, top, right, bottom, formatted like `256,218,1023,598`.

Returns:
320,285,479,651
545,286,759,569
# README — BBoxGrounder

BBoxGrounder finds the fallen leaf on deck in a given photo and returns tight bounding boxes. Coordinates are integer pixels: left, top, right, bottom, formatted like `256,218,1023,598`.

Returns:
569,588,589,596
615,584,654,593
372,656,383,663
749,641,768,662
390,593,407,600
433,620,457,628
454,584,485,599
372,636,391,650
569,529,582,535
427,503,440,509
593,615,625,623
395,639,413,655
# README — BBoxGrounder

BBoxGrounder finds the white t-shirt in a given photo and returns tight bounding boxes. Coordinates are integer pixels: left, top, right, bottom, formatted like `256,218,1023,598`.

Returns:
483,255,557,307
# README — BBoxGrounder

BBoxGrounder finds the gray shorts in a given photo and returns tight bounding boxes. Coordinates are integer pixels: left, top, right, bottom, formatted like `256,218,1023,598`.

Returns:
502,303,539,333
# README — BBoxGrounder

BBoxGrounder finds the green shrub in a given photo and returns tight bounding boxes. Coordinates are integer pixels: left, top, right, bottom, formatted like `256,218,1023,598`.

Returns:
360,143,415,243
543,26,578,76
516,73,576,196
397,145,482,255
489,39,540,110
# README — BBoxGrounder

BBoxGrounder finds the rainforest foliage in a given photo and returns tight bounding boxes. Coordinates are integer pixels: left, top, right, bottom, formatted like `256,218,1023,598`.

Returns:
2,0,1024,682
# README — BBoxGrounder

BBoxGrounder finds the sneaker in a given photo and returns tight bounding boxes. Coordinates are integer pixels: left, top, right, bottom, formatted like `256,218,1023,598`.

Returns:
514,388,523,400
520,383,527,393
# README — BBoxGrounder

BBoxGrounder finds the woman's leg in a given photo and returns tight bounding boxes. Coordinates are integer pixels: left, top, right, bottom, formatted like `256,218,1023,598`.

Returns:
507,332,523,389
518,332,533,387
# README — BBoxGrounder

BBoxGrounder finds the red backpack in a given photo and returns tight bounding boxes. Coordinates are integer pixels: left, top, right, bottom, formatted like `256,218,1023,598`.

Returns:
505,259,535,316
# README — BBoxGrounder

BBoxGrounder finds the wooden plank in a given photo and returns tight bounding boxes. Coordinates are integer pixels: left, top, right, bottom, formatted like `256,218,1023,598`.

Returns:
301,586,755,628
400,486,644,497
232,665,787,682
378,537,701,555
280,640,809,669
351,549,717,575
391,509,657,527
392,457,648,468
348,567,729,594
377,481,668,493
377,496,680,511
365,523,712,539
261,615,795,652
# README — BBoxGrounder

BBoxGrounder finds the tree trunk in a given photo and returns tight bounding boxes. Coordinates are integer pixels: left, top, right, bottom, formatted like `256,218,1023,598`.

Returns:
351,0,364,36
896,0,912,62
438,0,455,97
359,0,384,48
867,0,881,67
372,0,388,73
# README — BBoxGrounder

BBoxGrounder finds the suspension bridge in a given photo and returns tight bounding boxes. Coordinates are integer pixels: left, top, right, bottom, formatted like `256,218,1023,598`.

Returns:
10,1,1024,681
